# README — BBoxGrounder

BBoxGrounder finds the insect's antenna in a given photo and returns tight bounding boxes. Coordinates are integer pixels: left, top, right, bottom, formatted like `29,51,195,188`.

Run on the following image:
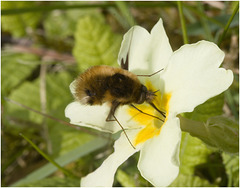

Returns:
153,89,160,94
112,114,136,150
148,102,166,118
137,68,164,77
130,104,164,122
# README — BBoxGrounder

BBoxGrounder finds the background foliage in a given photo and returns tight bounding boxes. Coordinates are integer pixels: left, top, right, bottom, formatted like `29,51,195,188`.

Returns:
1,1,239,187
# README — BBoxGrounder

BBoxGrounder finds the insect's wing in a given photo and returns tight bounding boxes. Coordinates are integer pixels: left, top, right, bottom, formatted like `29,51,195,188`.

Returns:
120,53,129,70
118,28,135,70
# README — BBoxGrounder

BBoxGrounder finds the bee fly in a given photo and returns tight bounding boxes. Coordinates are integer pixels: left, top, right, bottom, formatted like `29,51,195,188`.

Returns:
73,29,165,149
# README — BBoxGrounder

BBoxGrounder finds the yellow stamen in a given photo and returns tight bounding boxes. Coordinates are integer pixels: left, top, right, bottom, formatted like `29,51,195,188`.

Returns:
128,82,171,146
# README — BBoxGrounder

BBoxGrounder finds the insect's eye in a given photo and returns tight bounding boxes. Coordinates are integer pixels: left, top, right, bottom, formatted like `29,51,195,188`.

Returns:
141,85,148,92
85,89,95,97
137,85,147,104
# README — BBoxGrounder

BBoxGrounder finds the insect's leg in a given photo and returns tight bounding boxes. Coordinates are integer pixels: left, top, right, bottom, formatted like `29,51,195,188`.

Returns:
130,104,164,122
136,68,164,77
106,101,136,150
112,114,136,149
106,101,120,121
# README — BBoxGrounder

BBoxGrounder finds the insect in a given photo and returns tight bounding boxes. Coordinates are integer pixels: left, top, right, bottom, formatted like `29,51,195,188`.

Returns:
73,29,165,149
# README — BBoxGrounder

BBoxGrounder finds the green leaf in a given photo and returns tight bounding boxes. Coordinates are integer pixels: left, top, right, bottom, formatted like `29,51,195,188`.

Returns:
17,177,80,187
183,93,224,121
170,173,213,187
43,2,98,40
116,169,136,187
204,116,239,154
222,153,239,187
1,1,42,37
6,78,42,124
44,11,76,39
180,115,239,154
170,133,214,187
1,52,39,97
73,14,122,71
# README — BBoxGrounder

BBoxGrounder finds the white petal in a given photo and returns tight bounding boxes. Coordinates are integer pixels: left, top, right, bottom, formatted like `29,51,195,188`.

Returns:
81,129,141,187
149,18,173,70
118,25,151,75
138,115,181,187
65,102,121,133
65,102,142,133
161,40,233,114
118,18,172,75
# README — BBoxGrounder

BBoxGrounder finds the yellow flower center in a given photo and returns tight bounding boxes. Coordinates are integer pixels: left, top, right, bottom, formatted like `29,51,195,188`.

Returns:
128,81,171,146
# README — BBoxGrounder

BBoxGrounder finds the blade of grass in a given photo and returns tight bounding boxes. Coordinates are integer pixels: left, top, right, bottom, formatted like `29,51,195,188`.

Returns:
108,8,129,29
177,1,189,44
182,3,225,28
115,1,135,27
197,2,214,41
19,133,75,178
181,5,197,23
11,136,108,186
217,2,239,46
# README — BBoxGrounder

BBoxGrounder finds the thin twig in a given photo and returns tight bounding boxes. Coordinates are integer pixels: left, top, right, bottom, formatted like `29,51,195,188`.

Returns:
40,62,52,153
10,45,76,64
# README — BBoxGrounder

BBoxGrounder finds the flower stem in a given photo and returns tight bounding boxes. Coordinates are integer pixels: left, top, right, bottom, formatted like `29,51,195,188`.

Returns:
217,2,239,46
177,1,189,44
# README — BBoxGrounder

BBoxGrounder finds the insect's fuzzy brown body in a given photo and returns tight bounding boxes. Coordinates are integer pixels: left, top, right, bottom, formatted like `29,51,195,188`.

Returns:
72,29,165,149
74,65,155,107
73,65,164,149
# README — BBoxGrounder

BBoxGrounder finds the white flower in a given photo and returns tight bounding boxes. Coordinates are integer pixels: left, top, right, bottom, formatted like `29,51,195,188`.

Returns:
65,18,233,187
